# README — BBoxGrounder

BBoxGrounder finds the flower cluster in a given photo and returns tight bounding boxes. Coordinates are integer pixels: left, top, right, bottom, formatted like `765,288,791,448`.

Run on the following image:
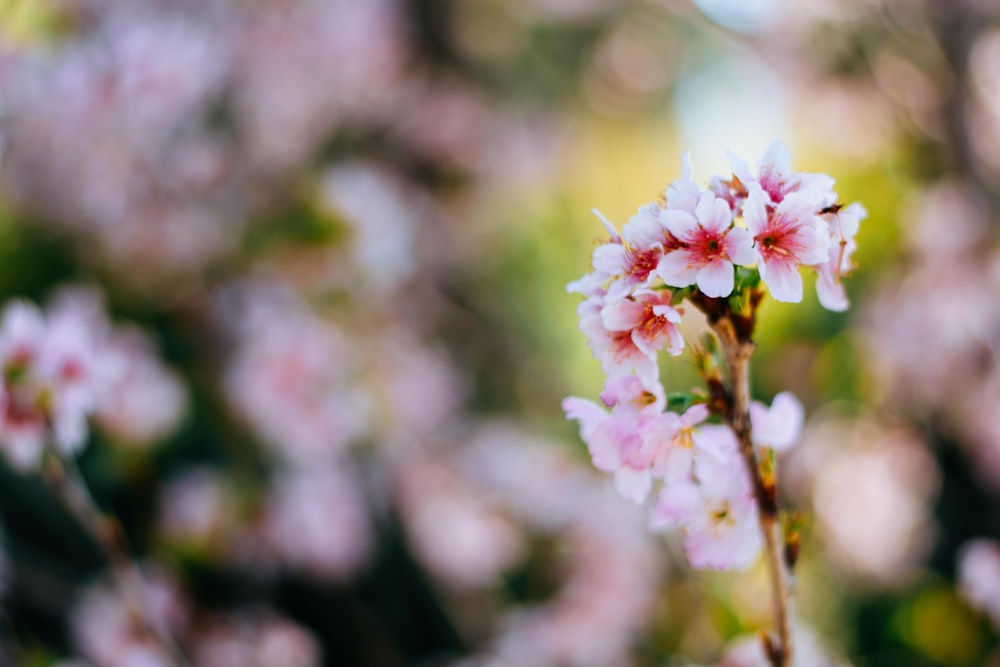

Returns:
0,290,185,471
565,142,856,572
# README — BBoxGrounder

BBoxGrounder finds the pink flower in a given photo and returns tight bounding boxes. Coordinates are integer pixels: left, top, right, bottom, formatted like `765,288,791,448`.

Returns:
744,187,829,303
564,375,670,503
658,190,756,298
586,289,684,384
589,206,679,290
650,425,762,570
261,465,373,581
729,141,835,207
750,391,804,453
812,202,867,312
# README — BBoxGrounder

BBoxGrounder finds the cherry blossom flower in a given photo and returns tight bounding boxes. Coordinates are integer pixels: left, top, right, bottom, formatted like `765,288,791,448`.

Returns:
192,610,321,667
650,425,762,570
261,465,373,580
750,391,804,453
71,564,188,667
658,190,756,297
728,141,836,207
589,205,679,291
587,288,684,384
743,187,829,303
563,375,671,502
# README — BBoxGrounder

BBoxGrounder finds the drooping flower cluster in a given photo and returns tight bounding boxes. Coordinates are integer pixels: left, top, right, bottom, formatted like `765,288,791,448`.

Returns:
0,290,185,471
564,142,857,571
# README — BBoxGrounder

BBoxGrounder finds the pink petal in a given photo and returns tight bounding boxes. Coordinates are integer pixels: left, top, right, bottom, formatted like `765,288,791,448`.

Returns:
623,209,666,249
758,257,803,303
651,303,682,324
659,209,698,239
649,481,701,531
816,270,849,312
588,422,624,472
750,392,804,452
696,258,735,298
680,403,710,428
696,191,732,234
591,208,620,242
726,149,753,190
758,141,792,187
743,188,770,237
601,299,643,331
563,396,607,441
724,227,756,266
657,250,701,287
592,244,627,276
615,466,651,504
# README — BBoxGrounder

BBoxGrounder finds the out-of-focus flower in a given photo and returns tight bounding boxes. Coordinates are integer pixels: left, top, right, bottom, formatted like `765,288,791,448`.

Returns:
957,538,1000,629
157,467,229,551
71,564,188,667
191,609,321,667
395,460,526,588
222,286,369,466
788,419,940,586
95,327,187,447
261,465,372,581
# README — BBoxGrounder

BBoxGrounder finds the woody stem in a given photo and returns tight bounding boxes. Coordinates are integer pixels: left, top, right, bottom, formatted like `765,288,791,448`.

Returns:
714,319,794,667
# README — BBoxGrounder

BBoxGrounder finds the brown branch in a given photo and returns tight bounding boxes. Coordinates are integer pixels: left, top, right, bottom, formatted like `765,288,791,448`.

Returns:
712,318,794,667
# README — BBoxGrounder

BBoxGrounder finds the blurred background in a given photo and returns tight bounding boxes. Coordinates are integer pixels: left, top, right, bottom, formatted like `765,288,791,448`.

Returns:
0,0,998,665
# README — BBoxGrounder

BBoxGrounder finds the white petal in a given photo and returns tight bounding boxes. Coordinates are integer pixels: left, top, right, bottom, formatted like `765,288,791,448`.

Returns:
760,259,803,303
657,250,700,287
696,259,735,298
816,271,849,312
601,298,643,331
615,466,651,504
592,208,620,241
659,209,698,240
623,208,666,249
743,188,770,237
592,244,627,275
725,227,757,266
697,192,732,234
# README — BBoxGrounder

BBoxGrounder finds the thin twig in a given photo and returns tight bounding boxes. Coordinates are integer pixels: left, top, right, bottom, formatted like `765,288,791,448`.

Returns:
41,452,190,667
713,319,794,667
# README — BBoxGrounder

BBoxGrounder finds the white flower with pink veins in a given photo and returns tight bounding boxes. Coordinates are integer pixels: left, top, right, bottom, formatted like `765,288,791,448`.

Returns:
581,288,684,386
743,187,830,303
729,141,836,208
658,189,756,298
589,205,679,291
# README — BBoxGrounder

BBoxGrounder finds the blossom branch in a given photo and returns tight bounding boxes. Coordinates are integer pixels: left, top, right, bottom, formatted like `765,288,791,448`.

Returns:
713,318,794,667
41,452,191,667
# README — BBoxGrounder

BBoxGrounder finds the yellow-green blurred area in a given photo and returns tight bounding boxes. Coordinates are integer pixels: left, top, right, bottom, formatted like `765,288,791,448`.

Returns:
0,1,998,666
